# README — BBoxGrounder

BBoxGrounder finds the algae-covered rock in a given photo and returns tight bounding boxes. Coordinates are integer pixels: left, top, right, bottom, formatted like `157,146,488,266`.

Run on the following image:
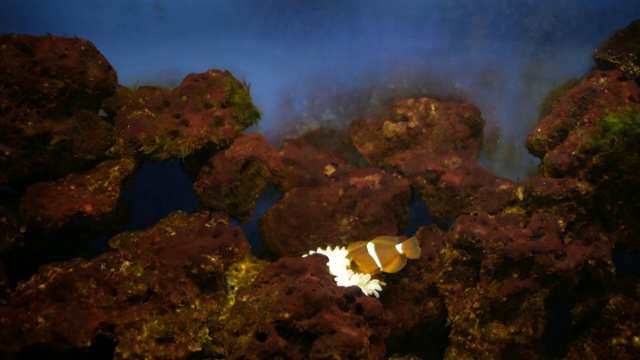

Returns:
225,255,388,359
565,284,640,359
260,166,411,257
194,133,285,223
20,158,138,229
437,212,615,359
594,19,640,82
0,34,117,186
350,97,514,220
0,211,257,359
381,225,450,358
525,70,640,177
105,70,261,161
525,71,640,251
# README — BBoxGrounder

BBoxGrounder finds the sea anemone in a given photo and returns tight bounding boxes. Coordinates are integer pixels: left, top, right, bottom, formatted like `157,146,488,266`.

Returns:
304,246,387,298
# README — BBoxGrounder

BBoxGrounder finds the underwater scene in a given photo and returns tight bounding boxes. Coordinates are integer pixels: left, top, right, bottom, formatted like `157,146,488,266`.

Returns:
1,1,640,359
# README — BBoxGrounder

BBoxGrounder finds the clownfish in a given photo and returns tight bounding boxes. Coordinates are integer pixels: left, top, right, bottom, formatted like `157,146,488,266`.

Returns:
346,236,421,275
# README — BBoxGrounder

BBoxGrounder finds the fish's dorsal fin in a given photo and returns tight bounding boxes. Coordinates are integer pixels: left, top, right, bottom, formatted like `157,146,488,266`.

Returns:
347,240,370,253
370,236,400,247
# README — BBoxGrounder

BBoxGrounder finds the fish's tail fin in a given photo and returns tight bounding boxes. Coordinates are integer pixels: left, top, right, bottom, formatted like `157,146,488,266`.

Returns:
401,237,421,259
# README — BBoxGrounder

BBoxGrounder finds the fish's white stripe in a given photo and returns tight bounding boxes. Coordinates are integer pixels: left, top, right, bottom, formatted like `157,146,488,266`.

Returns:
395,243,403,254
366,242,382,270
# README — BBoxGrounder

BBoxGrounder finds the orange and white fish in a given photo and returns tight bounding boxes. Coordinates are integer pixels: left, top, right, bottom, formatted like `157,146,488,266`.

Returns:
346,236,421,275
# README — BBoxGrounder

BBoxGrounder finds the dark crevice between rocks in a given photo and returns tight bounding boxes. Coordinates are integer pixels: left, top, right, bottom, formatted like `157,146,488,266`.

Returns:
120,160,199,231
543,296,573,359
15,333,116,360
231,184,283,256
87,159,198,253
404,188,436,237
385,316,451,360
612,247,640,275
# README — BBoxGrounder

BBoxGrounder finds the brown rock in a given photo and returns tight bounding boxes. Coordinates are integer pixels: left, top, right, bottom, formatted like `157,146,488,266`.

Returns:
260,166,411,257
225,255,387,359
278,134,352,189
524,68,640,251
0,211,251,358
107,70,261,161
437,212,615,358
525,69,639,172
20,158,138,229
0,34,117,115
594,19,640,82
350,97,514,220
381,225,449,358
565,287,640,359
0,34,117,186
194,133,285,223
508,176,595,230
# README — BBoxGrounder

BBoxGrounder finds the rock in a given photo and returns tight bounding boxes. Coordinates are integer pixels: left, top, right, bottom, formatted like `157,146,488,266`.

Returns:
0,211,254,359
0,34,117,186
20,158,138,229
278,131,353,189
105,70,261,161
525,69,640,176
225,255,387,359
0,34,117,115
194,133,285,223
2,158,139,284
507,176,595,230
594,19,640,82
565,283,640,359
350,97,514,220
437,211,615,358
260,165,411,257
0,192,16,295
381,225,449,359
351,98,484,169
524,68,640,251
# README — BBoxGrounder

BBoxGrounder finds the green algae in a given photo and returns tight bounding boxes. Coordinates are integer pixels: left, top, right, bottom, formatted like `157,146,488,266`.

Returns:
592,107,640,154
222,77,262,128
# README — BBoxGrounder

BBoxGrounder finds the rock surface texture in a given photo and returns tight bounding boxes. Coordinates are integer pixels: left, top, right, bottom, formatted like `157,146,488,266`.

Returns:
1,20,640,359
